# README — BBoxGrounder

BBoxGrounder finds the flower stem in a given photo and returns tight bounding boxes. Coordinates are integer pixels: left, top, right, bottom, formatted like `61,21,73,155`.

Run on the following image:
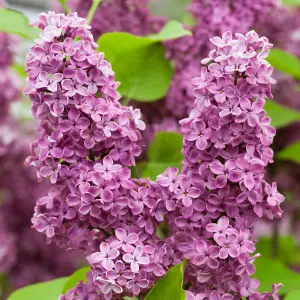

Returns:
87,0,103,25
228,0,234,9
272,219,279,258
234,71,238,85
59,0,70,14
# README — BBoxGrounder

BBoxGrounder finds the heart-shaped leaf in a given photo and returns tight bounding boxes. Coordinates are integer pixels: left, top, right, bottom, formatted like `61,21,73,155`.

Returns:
147,20,192,41
98,21,191,101
145,260,187,300
62,266,90,293
267,49,300,79
0,8,39,39
7,278,68,300
255,257,300,295
282,0,300,6
265,99,300,129
285,290,300,299
277,141,300,164
141,132,183,180
256,236,300,265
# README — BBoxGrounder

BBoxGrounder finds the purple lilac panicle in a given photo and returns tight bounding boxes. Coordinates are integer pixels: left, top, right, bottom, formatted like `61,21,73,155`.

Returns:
177,30,283,299
26,11,283,299
25,11,163,299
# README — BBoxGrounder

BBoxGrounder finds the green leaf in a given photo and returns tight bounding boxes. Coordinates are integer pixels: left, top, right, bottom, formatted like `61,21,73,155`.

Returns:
149,0,190,22
156,219,170,239
265,99,300,128
97,21,190,102
182,12,196,27
256,236,300,265
62,266,90,294
131,162,148,179
147,20,192,41
285,290,300,299
282,0,300,7
148,132,183,162
0,8,39,39
277,141,300,164
145,260,187,300
7,277,68,300
141,132,183,180
98,32,172,101
267,48,300,79
255,257,300,295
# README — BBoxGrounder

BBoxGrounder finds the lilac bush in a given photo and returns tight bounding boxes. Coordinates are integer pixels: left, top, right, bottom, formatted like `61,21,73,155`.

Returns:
25,9,284,299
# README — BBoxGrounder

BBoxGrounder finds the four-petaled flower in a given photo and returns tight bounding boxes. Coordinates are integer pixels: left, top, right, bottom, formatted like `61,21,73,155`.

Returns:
110,228,139,253
94,156,122,180
123,246,150,272
87,242,119,271
192,240,220,269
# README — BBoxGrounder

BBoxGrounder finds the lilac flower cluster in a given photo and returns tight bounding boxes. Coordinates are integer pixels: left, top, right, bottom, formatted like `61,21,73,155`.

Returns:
25,12,170,298
0,27,14,69
175,30,284,299
25,11,145,247
26,11,284,299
